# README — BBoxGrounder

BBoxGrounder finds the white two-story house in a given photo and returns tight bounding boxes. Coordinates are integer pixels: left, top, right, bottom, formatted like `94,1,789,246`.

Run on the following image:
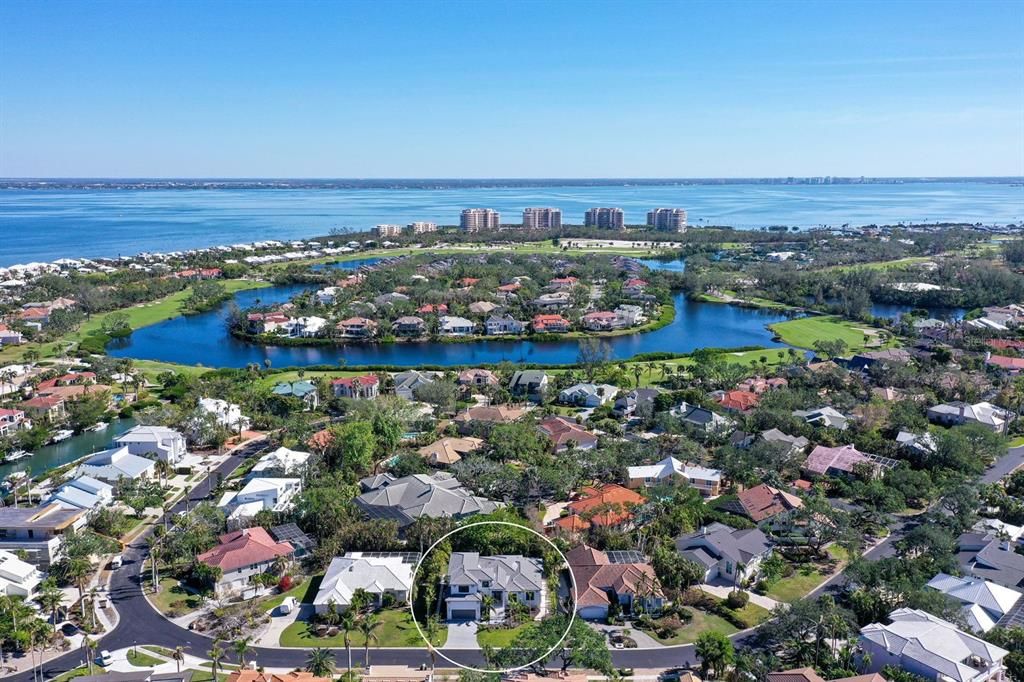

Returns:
445,552,544,621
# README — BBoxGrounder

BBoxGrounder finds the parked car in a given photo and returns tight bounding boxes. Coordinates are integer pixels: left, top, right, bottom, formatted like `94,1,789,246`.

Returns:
99,650,113,666
279,596,297,615
109,555,123,569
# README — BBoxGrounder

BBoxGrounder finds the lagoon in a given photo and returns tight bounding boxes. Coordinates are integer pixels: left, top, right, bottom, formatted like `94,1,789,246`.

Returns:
0,417,137,482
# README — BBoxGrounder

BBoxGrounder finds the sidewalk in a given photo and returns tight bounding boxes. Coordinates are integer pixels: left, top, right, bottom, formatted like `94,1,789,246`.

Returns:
699,584,782,611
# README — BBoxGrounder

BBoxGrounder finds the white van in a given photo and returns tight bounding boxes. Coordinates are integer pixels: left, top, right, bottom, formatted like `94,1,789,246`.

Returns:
109,555,123,569
279,596,297,615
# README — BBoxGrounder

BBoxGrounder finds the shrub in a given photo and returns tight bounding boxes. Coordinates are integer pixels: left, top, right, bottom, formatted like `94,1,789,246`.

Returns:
278,575,294,592
725,590,749,609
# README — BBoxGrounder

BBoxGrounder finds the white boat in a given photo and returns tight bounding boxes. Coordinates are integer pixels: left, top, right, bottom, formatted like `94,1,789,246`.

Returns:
50,429,74,443
3,450,31,463
3,470,28,488
87,422,109,432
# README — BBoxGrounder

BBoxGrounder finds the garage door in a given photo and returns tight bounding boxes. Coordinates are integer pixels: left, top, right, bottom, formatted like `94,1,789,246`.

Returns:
450,609,477,620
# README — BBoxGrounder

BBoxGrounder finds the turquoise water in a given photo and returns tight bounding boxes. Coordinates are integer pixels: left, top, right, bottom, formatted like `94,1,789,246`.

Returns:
2,182,1022,266
0,417,137,481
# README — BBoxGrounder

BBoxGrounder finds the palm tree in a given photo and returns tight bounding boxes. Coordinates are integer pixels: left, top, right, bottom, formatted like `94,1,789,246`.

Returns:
357,613,381,669
340,610,356,674
36,579,65,632
480,594,495,622
233,636,253,667
306,647,335,677
172,646,185,673
82,637,97,675
65,556,91,623
424,616,440,673
271,554,290,577
208,639,225,681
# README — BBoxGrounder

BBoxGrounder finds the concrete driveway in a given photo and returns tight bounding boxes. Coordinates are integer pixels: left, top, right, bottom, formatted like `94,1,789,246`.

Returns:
444,620,479,649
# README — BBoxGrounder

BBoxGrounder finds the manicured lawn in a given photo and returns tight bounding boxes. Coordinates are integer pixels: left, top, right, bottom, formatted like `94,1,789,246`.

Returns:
133,359,213,379
149,574,204,615
769,315,890,352
824,256,933,272
187,671,228,682
764,559,840,603
127,649,164,667
1010,436,1024,448
650,603,770,645
477,623,533,647
280,608,447,648
262,575,322,612
144,646,175,657
256,369,365,390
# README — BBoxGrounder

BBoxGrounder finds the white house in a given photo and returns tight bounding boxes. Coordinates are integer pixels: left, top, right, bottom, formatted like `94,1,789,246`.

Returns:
859,608,1009,682
114,425,187,465
313,553,414,614
485,315,525,335
614,304,647,327
926,573,1024,633
445,552,544,621
675,523,772,585
285,316,328,338
0,549,44,598
439,316,476,336
77,446,156,483
557,383,619,408
197,527,294,597
47,476,114,512
218,477,301,527
316,286,340,305
248,446,311,478
199,398,252,432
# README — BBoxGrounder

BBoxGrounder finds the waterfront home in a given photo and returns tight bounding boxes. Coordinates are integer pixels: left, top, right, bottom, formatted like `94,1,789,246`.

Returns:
445,552,544,621
927,400,1012,433
199,397,252,432
314,552,414,614
331,375,380,400
926,573,1023,633
439,315,476,336
393,370,437,401
532,313,571,333
859,608,1008,682
336,316,378,339
537,416,599,452
509,370,549,401
792,406,850,430
315,286,340,305
734,483,804,524
558,382,618,407
0,407,29,437
418,436,484,466
614,304,647,326
19,394,66,423
550,484,645,534
760,428,810,454
532,292,572,310
248,446,311,478
613,388,660,418
0,549,43,598
47,475,114,512
676,522,772,585
485,314,525,335
284,316,327,338
623,278,648,296
803,444,896,479
114,425,187,465
218,477,302,528
670,401,734,434
271,380,319,410
247,312,291,334
453,405,528,432
0,503,88,568
457,368,499,387
626,456,723,497
392,315,427,337
77,446,156,483
197,527,294,597
567,544,663,620
469,301,498,315
581,311,619,331
355,472,502,529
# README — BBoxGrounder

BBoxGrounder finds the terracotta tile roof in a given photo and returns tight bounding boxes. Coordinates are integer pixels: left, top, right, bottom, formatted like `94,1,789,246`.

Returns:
987,354,1024,370
453,405,526,424
22,394,65,409
989,339,1024,351
417,437,483,466
563,484,645,527
567,543,662,607
38,372,96,390
736,483,804,522
537,416,598,450
718,390,760,412
197,527,293,573
331,374,379,387
227,672,333,682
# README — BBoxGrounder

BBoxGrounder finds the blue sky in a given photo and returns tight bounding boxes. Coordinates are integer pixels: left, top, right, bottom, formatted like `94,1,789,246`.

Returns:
1,0,1022,178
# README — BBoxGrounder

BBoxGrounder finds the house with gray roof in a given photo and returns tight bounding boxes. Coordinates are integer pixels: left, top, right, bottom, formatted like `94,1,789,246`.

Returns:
613,388,659,419
509,370,549,401
47,476,114,512
393,370,438,401
927,401,1012,434
926,573,1023,633
558,383,618,408
445,552,544,621
670,401,734,434
77,446,156,484
957,532,1024,589
114,425,187,464
792,406,850,430
314,552,415,614
675,522,772,585
859,608,1008,682
760,428,810,454
355,472,502,529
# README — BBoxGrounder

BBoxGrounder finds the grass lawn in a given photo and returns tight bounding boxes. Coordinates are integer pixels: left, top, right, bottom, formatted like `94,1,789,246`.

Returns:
187,671,228,682
127,649,164,667
52,667,105,682
133,359,213,380
477,623,534,647
824,256,933,272
765,560,838,603
262,575,322,613
1010,436,1024,448
255,369,365,390
650,603,770,645
149,574,204,615
280,608,447,648
144,646,176,657
769,315,891,352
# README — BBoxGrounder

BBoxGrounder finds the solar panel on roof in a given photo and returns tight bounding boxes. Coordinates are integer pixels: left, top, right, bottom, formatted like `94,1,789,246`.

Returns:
605,550,646,564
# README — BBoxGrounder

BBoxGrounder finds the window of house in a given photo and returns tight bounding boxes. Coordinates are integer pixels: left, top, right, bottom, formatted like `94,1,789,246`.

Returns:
482,580,490,588
458,585,469,593
726,562,733,574
525,592,535,601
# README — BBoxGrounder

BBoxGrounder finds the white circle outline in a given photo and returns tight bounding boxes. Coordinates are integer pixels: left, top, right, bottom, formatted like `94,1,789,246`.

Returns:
408,520,579,674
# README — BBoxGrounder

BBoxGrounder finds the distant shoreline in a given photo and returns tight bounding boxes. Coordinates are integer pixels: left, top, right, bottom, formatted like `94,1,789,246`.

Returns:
1,176,1022,191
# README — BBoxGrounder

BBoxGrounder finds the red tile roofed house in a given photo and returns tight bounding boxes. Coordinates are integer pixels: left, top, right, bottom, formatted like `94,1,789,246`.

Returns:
199,268,223,279
550,484,646,534
331,375,380,400
986,354,1024,374
548,276,578,290
737,376,788,394
736,483,804,523
988,339,1024,352
537,416,598,452
37,372,96,391
248,312,291,333
566,544,665,620
18,307,52,325
581,311,619,331
20,394,66,423
336,317,378,339
0,407,29,437
457,277,480,287
197,527,294,596
803,444,893,479
417,303,448,315
497,282,522,293
457,368,499,387
623,278,648,295
532,314,571,333
717,390,760,413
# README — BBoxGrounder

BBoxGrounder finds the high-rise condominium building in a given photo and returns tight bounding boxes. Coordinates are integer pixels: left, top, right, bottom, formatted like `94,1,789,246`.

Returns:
647,208,688,232
460,208,500,232
407,222,438,234
584,207,625,230
375,224,403,237
522,207,562,229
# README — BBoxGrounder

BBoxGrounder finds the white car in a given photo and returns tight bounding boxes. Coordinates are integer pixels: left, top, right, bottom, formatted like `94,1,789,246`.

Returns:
109,555,123,569
99,650,113,666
